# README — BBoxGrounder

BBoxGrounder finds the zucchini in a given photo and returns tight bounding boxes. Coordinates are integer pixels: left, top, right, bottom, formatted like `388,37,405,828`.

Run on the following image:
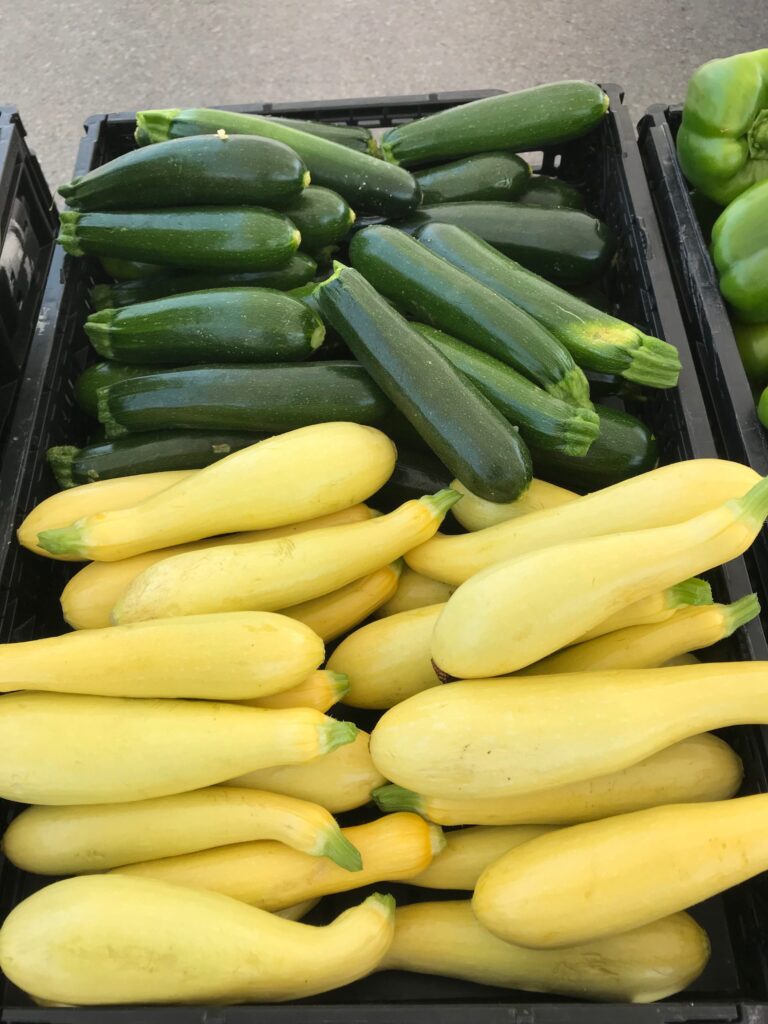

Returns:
58,135,308,211
411,323,599,455
415,224,681,387
279,187,355,251
401,202,613,284
47,431,263,487
85,289,325,365
100,257,166,280
97,361,392,437
136,108,420,218
317,264,531,503
59,208,300,272
372,448,452,512
90,254,318,311
381,82,609,166
413,152,530,205
530,403,658,491
75,362,160,418
516,175,584,209
348,225,590,406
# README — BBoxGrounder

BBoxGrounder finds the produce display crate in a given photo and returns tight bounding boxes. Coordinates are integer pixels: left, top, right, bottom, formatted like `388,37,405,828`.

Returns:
1,87,768,1024
637,105,768,627
0,107,57,445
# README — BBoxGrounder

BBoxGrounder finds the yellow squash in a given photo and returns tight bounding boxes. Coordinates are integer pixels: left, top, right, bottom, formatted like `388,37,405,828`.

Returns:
473,794,768,949
375,566,455,617
229,729,385,813
0,612,324,700
115,813,443,911
2,787,361,874
369,664,768,798
281,562,401,641
0,875,395,1005
113,491,459,624
381,901,709,1003
276,898,320,921
451,477,576,531
329,603,442,709
237,670,348,712
432,475,768,677
0,691,355,805
37,423,396,561
61,504,374,629
520,594,760,674
373,734,743,825
17,470,192,561
409,460,760,584
577,577,712,642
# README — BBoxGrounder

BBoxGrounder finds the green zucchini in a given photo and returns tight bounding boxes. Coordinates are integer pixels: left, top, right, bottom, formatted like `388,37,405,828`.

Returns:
90,254,318,311
58,135,308,211
59,208,300,272
381,82,609,166
415,223,680,388
100,257,166,280
413,152,530,205
97,361,392,437
411,323,599,455
372,448,452,512
47,431,263,487
530,404,658,491
348,225,590,407
280,187,355,251
136,108,419,218
85,288,324,365
400,202,613,284
317,264,532,502
516,176,584,209
75,361,161,418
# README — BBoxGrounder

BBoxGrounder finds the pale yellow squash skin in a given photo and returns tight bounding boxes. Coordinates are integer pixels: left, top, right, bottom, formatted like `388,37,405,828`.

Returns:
0,612,324,700
114,492,456,624
432,479,768,677
237,670,348,712
473,793,768,949
450,477,576,531
281,563,401,641
375,566,455,617
408,460,759,585
61,504,374,630
330,603,442,709
381,901,709,1003
0,692,355,805
115,813,444,911
2,787,357,874
17,470,192,560
229,729,385,813
375,734,743,825
0,875,395,1005
406,825,555,889
369,665,768,798
38,423,396,561
275,897,319,921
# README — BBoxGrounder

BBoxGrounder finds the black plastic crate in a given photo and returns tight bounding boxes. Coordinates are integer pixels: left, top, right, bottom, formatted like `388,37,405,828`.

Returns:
1,87,768,1024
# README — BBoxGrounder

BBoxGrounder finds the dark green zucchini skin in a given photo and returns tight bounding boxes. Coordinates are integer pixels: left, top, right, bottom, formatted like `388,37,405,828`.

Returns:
348,225,590,407
516,176,585,209
100,257,167,280
317,264,532,503
59,208,300,272
399,202,613,284
58,135,308,211
97,361,392,437
90,254,318,311
371,448,452,513
530,404,658,491
414,152,530,204
263,116,377,155
381,82,609,166
75,361,162,418
47,431,263,487
280,187,355,251
136,108,420,218
85,288,324,365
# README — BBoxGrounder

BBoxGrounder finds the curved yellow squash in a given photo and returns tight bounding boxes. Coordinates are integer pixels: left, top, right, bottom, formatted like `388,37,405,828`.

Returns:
473,794,768,949
37,423,397,561
375,566,455,617
237,670,348,712
0,875,395,1005
451,477,576,531
577,577,712,642
381,901,709,1003
282,562,401,641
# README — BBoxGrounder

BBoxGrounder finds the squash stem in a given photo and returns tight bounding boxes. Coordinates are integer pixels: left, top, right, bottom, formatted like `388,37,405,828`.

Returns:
420,489,463,518
319,719,358,755
731,475,768,531
669,577,713,608
321,828,363,872
37,524,87,558
372,784,423,814
327,672,350,703
723,593,761,636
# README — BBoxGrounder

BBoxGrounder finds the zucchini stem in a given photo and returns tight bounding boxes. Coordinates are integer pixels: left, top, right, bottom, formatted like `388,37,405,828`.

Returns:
134,110,179,146
46,446,80,490
548,364,592,409
621,335,682,389
57,211,84,257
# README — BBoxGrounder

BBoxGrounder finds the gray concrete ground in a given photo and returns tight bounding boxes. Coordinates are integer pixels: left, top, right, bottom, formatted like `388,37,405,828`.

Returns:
0,0,764,189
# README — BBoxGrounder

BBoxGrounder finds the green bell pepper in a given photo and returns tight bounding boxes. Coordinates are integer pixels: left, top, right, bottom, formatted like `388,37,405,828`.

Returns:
678,49,768,205
733,320,768,389
757,384,768,428
712,178,768,321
